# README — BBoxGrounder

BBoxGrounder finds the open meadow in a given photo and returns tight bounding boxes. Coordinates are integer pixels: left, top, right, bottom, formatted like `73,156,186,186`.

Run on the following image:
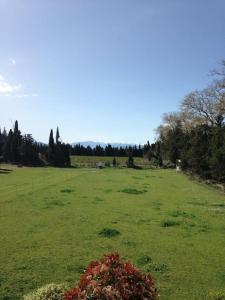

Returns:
70,155,151,168
1,164,225,299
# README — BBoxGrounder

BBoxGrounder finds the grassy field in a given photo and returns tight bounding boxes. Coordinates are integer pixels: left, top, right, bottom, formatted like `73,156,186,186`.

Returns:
70,155,151,168
1,165,225,299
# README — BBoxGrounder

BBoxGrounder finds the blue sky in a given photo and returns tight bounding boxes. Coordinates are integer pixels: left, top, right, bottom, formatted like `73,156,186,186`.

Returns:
0,0,225,144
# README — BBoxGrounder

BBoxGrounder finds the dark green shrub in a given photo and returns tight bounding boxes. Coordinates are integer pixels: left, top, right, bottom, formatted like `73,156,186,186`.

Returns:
120,188,146,195
161,220,180,227
98,228,120,237
60,189,74,193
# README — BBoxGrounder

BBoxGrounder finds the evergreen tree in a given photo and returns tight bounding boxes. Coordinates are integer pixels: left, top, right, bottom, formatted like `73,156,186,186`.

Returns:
105,144,114,156
143,141,151,159
113,156,117,167
180,125,211,178
127,151,134,168
209,127,225,181
48,127,71,167
60,143,71,167
0,128,7,157
3,129,13,162
56,127,60,144
94,145,104,156
11,120,22,162
20,134,39,165
155,142,163,167
47,129,55,165
166,121,185,164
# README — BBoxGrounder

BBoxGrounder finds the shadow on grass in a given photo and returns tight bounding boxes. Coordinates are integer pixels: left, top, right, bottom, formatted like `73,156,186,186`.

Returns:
211,203,225,208
94,197,104,202
61,188,75,193
169,210,196,218
136,255,152,265
161,220,181,227
119,188,147,195
0,168,13,174
43,200,66,208
99,228,120,237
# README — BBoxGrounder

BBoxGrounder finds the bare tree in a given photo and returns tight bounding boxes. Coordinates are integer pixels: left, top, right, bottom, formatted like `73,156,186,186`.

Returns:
156,109,203,140
181,85,225,127
211,60,225,103
156,61,225,141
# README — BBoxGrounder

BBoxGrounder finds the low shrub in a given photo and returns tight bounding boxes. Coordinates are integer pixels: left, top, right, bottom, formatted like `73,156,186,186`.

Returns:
169,210,195,218
136,255,152,265
94,197,104,202
150,263,169,273
23,283,68,300
119,188,146,195
61,189,74,193
161,220,180,227
64,253,159,300
98,228,120,237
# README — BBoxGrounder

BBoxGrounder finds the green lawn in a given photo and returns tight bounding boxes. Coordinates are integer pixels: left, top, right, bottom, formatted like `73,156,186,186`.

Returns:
0,165,225,299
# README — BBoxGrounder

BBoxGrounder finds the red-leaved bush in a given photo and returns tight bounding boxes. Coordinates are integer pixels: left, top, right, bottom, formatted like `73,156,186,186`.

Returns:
64,253,159,300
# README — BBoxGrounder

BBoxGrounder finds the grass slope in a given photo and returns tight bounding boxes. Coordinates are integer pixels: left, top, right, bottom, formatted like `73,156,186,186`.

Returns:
0,166,225,299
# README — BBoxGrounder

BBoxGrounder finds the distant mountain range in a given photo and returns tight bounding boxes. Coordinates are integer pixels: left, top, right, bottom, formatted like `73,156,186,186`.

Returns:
71,141,136,148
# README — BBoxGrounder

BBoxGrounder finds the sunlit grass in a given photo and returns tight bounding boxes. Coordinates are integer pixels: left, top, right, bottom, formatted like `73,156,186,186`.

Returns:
0,165,225,299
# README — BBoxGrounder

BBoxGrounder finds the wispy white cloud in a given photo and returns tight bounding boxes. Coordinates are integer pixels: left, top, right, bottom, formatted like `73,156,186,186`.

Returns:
0,75,38,98
9,58,16,66
0,76,22,94
2,93,38,98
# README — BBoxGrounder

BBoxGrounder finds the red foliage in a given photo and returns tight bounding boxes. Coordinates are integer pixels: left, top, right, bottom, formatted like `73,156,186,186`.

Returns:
64,253,159,300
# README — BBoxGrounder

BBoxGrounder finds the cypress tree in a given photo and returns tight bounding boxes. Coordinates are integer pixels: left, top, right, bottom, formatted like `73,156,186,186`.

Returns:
56,127,60,144
3,129,13,162
0,128,3,156
11,120,21,162
20,134,39,165
47,129,55,165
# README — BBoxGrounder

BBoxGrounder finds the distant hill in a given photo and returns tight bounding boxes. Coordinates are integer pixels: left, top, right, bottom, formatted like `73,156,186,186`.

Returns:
71,141,136,148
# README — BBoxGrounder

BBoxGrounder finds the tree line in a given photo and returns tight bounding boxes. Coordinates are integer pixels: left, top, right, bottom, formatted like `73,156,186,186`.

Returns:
152,60,225,182
71,143,143,157
0,122,71,167
0,121,148,167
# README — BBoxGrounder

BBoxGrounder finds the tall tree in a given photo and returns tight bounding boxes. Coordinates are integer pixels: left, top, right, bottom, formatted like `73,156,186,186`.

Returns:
56,127,60,144
171,121,185,163
3,129,13,162
11,120,21,162
20,134,40,165
181,86,225,127
47,129,55,165
0,128,7,156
